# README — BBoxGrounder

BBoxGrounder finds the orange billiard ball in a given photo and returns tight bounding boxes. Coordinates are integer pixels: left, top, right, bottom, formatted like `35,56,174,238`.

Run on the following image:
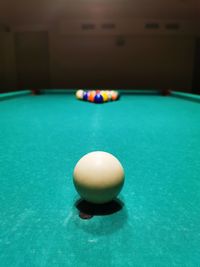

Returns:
88,91,96,102
111,91,119,101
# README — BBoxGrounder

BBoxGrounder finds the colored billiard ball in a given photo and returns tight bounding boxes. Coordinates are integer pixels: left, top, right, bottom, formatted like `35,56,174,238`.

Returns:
101,91,108,102
73,151,125,204
83,91,89,101
111,91,119,101
106,90,112,101
110,90,115,100
94,93,103,103
76,90,84,100
88,91,96,102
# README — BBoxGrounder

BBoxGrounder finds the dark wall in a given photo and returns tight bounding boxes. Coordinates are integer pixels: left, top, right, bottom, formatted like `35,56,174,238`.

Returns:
0,28,197,92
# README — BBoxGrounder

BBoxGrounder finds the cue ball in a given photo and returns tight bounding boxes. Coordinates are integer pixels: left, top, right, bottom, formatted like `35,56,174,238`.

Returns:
73,151,125,204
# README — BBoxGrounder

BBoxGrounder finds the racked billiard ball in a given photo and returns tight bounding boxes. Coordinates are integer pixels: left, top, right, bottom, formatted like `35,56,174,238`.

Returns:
101,91,108,102
76,90,84,100
111,91,119,101
83,91,89,101
88,91,96,102
106,90,112,101
73,151,125,204
94,93,103,103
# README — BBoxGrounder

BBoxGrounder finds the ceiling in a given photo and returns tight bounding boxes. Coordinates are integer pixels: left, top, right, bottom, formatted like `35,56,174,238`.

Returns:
0,0,200,25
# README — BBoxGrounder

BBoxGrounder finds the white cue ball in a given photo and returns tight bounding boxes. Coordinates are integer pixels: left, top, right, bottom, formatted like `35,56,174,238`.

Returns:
73,151,125,204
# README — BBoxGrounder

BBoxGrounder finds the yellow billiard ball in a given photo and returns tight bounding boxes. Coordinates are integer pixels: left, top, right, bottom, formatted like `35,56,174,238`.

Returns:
101,91,108,102
106,90,112,101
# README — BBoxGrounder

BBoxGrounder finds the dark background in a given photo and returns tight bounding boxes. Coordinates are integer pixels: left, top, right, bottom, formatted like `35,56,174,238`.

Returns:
0,0,200,93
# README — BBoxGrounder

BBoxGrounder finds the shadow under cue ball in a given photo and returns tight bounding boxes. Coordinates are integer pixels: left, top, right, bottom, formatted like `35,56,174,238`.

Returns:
73,151,125,204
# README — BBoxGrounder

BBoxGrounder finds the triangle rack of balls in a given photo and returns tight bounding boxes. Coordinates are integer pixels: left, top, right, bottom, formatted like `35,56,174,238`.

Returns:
76,90,120,103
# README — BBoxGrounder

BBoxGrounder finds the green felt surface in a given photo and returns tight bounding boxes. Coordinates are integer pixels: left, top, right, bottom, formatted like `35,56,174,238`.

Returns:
0,90,31,100
0,92,200,267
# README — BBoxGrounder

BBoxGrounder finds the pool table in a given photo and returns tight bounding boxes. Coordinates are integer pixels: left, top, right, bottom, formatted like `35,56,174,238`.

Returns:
0,90,200,267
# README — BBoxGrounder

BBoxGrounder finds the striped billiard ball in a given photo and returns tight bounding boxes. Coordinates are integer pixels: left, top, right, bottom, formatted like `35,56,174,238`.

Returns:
106,90,112,101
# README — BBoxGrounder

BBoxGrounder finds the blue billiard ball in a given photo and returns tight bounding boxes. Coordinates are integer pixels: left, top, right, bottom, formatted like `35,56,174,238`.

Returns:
94,93,103,103
83,91,89,101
